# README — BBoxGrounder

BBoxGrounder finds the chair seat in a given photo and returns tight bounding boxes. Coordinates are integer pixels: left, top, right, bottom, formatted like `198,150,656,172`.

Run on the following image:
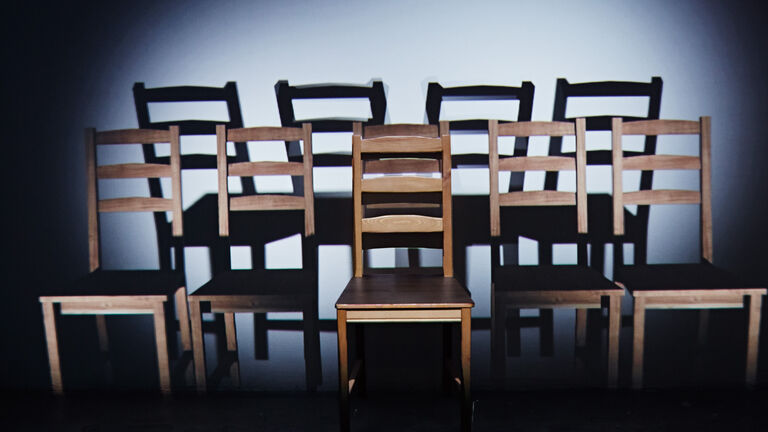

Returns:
494,265,622,294
39,270,183,299
615,263,765,294
192,269,315,298
336,274,474,310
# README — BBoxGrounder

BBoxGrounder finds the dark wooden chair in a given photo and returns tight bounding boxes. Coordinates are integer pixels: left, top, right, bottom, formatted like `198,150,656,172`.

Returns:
39,126,190,394
488,119,624,386
335,122,474,432
187,124,321,392
610,117,766,388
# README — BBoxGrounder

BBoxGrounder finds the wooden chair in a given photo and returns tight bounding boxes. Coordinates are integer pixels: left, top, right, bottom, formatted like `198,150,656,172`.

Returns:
39,126,189,394
335,122,474,432
187,123,321,392
610,117,766,388
488,119,624,386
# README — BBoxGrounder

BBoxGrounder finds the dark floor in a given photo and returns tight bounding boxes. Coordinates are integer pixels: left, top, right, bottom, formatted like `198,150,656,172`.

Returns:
2,388,767,431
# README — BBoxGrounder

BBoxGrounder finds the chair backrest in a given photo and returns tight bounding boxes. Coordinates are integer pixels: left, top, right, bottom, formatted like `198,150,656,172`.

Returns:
352,122,453,277
547,77,663,190
216,124,315,238
275,80,387,133
611,117,712,262
86,127,182,272
489,119,588,237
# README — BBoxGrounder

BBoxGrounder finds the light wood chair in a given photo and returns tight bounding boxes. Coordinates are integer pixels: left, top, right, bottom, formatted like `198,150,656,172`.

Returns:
335,122,474,432
187,123,321,392
488,119,624,386
610,117,766,388
39,126,190,395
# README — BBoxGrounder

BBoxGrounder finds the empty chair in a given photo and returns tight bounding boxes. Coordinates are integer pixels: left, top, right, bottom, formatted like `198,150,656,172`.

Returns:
187,123,321,392
335,122,474,432
488,119,624,386
610,116,766,388
39,126,190,394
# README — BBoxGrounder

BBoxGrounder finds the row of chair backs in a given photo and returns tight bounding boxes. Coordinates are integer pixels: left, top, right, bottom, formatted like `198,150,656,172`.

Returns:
487,117,711,262
352,122,453,278
86,126,183,271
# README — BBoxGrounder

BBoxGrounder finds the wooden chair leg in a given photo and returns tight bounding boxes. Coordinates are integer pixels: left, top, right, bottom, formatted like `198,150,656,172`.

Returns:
96,315,109,353
41,302,63,394
189,298,207,393
224,312,240,387
175,287,192,352
355,323,366,396
337,310,350,432
607,296,622,388
575,309,588,348
153,303,171,395
461,308,472,432
745,294,762,387
632,297,646,389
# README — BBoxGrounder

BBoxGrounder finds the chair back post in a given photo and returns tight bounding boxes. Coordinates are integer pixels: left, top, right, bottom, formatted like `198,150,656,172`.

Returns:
216,124,230,237
440,120,453,277
699,116,713,263
302,123,315,237
85,128,100,272
352,122,364,277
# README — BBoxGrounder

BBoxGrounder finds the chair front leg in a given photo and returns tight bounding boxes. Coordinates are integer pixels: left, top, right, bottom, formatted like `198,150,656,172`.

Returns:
745,294,763,387
41,301,63,394
188,298,207,393
152,302,171,394
632,297,646,389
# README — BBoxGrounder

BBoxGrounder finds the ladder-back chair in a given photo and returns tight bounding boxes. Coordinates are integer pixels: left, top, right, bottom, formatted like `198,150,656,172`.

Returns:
489,119,624,386
187,124,321,392
335,122,474,432
39,126,189,394
611,117,766,388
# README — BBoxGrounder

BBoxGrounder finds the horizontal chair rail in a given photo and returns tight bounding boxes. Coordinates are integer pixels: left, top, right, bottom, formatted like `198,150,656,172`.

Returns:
622,190,701,205
498,121,575,137
98,197,174,212
499,156,575,172
500,190,576,206
622,155,701,171
362,176,442,193
95,129,171,145
229,161,304,177
97,163,172,179
364,159,439,174
361,215,443,233
230,194,305,211
228,127,304,142
361,137,442,153
621,120,701,135
346,309,462,322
